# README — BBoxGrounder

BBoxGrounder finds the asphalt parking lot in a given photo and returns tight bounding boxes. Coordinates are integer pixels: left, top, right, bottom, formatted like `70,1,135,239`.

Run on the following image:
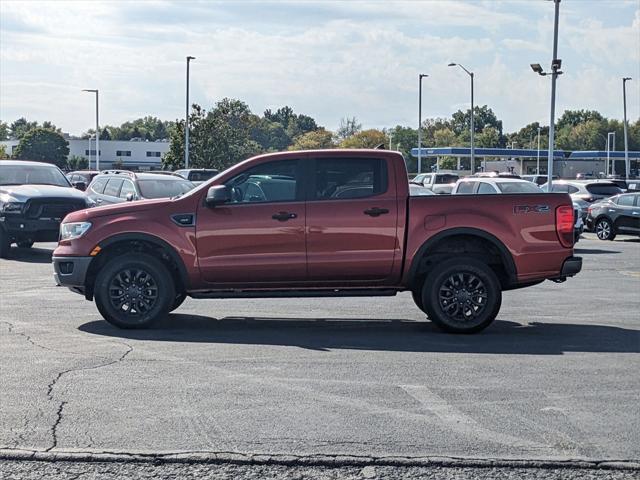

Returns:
1,233,639,479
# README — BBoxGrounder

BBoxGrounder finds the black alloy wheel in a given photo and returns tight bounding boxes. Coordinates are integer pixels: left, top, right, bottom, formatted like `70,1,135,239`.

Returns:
95,253,175,329
421,257,501,334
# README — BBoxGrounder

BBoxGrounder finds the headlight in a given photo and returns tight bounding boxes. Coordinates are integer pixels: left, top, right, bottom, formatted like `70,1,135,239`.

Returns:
59,222,92,241
1,202,24,213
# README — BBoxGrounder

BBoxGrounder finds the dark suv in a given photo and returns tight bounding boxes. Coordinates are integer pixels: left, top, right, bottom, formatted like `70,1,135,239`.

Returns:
86,170,195,206
0,160,93,257
66,170,100,191
586,193,640,240
173,168,219,185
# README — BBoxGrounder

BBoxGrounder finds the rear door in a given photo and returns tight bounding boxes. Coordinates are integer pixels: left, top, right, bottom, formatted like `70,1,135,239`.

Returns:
614,194,640,233
305,155,399,284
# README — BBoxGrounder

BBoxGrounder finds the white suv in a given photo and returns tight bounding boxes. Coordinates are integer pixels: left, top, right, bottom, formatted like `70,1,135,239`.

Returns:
451,177,544,195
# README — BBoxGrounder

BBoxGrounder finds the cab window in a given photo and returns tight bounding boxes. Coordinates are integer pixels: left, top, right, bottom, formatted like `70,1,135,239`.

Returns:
90,178,107,194
456,181,476,194
119,180,137,199
103,178,124,197
227,160,300,204
477,182,496,194
313,157,387,200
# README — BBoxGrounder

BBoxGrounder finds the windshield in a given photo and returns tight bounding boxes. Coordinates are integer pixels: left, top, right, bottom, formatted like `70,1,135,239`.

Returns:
496,181,543,194
0,163,70,187
138,179,195,199
586,184,623,196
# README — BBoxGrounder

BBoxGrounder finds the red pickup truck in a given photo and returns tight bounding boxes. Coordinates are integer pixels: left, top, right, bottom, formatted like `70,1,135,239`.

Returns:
53,150,581,333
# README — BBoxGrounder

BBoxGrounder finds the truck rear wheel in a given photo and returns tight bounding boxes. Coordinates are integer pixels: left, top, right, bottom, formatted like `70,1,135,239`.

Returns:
421,257,501,334
94,253,175,329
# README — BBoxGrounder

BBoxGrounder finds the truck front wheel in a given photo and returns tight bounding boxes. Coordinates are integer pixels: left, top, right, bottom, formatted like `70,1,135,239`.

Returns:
94,253,175,329
421,258,501,334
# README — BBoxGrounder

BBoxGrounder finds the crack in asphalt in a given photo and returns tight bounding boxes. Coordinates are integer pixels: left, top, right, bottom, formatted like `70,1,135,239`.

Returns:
0,321,109,359
44,342,134,451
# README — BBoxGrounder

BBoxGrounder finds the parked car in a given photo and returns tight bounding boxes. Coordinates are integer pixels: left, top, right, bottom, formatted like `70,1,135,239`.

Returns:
410,172,459,194
522,175,558,186
86,170,195,206
451,177,543,195
541,180,624,221
66,170,100,191
409,184,437,196
53,149,581,334
0,160,94,257
174,168,219,185
586,193,640,240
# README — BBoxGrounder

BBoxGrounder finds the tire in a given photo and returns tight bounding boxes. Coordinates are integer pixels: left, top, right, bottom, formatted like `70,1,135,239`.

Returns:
0,229,10,259
595,217,616,241
170,291,187,312
17,240,34,249
411,288,427,314
421,257,502,334
94,253,175,329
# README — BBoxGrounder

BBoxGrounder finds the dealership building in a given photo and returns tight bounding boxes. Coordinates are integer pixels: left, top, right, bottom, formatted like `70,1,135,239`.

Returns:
1,139,170,171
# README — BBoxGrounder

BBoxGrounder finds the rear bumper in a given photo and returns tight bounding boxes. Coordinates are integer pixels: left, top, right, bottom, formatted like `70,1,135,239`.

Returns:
53,256,92,294
560,256,582,277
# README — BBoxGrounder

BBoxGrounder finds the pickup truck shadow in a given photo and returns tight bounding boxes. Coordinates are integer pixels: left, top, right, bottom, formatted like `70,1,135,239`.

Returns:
574,248,621,255
4,245,53,264
79,315,640,355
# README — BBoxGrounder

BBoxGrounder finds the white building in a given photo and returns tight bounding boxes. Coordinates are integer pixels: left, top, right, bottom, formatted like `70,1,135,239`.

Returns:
0,139,171,171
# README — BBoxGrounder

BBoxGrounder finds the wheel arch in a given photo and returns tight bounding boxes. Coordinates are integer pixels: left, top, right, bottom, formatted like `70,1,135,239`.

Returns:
407,227,517,290
84,232,190,300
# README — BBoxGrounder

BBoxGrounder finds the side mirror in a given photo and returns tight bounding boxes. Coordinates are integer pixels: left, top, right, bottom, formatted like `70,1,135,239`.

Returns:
72,181,87,191
206,185,232,207
125,192,136,202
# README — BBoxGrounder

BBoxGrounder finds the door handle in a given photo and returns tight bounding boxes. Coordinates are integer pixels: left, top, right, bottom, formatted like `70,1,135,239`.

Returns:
364,207,389,217
272,211,297,222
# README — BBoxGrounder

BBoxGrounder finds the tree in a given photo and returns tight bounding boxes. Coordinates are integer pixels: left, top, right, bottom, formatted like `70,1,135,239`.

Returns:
557,110,604,130
451,105,503,137
439,157,458,170
433,128,457,147
101,128,111,140
10,118,39,139
289,129,334,150
163,99,262,171
67,155,88,170
339,129,387,149
0,144,8,159
507,122,548,150
0,121,9,140
112,158,124,169
476,126,501,148
335,117,362,142
13,128,69,167
250,117,290,151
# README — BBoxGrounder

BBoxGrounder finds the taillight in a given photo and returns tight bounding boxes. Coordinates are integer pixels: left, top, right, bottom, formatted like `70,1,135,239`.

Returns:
556,205,574,248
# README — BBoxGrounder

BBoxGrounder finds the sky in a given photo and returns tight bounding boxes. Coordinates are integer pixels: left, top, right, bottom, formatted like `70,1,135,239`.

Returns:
1,0,639,137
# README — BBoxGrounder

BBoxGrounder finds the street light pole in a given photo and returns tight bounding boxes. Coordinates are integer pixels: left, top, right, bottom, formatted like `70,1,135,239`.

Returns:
530,0,563,190
418,74,428,174
537,126,541,175
448,63,474,174
185,56,195,169
82,89,99,170
623,77,632,178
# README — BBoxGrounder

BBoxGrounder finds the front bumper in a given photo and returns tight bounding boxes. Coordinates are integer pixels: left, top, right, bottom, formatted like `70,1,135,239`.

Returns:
53,256,93,294
560,256,582,277
0,216,61,242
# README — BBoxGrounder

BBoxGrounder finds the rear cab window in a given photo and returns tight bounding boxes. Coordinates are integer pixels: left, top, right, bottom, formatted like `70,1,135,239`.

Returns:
456,181,476,194
312,157,388,201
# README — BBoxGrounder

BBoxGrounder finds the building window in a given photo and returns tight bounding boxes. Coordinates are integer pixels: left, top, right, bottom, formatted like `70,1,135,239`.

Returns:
146,151,162,157
116,150,132,157
84,150,101,155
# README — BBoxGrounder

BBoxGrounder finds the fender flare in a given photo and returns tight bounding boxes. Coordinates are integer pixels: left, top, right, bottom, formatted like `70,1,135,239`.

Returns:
95,232,190,290
407,227,517,288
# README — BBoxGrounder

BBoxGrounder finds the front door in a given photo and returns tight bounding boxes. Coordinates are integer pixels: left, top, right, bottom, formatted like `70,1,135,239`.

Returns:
615,194,640,233
305,156,399,284
195,159,307,286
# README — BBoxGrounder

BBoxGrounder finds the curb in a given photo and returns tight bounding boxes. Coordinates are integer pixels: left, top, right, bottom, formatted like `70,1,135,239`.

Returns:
0,448,639,471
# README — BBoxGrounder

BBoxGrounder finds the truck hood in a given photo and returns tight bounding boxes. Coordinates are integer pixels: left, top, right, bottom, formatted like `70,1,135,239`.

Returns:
64,197,172,222
0,184,88,202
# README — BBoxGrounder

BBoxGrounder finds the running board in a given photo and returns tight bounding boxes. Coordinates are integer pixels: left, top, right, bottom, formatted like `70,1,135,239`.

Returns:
190,289,400,299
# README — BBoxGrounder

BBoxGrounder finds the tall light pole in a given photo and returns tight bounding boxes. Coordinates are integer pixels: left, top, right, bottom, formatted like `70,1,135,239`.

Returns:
536,126,541,175
448,63,474,174
530,0,562,190
417,74,428,174
185,56,195,169
608,131,616,176
82,89,99,170
623,77,632,178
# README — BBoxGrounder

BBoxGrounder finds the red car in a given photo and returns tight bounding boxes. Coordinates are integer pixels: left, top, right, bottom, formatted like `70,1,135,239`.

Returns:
53,150,581,333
